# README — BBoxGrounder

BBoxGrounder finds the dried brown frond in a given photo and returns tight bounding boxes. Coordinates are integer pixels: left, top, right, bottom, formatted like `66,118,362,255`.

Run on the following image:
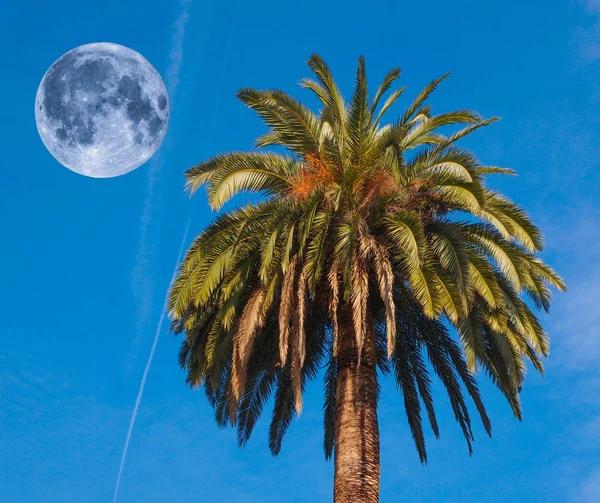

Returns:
372,242,396,357
358,230,396,357
290,262,309,416
291,312,303,415
297,263,308,368
351,250,369,360
279,256,297,365
231,288,266,404
328,257,341,356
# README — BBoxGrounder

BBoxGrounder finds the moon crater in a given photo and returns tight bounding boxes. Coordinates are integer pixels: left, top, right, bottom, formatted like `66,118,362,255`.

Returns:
35,43,170,178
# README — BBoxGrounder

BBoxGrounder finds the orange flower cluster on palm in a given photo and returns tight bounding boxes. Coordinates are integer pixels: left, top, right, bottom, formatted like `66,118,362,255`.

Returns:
290,153,335,201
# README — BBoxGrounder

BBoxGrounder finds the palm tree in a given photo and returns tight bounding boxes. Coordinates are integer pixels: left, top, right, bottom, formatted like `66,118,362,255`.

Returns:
168,55,565,502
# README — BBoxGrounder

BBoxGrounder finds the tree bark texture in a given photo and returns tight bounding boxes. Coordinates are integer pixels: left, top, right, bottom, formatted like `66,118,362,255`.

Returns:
333,306,380,503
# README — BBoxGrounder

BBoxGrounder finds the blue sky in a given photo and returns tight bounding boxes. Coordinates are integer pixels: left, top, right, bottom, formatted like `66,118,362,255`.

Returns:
1,0,599,501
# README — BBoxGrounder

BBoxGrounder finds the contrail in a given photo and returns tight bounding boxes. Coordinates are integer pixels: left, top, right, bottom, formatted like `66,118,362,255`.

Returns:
131,0,192,340
113,218,191,503
116,0,236,499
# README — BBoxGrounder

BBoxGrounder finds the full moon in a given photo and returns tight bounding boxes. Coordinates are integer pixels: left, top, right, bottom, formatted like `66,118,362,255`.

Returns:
35,42,170,178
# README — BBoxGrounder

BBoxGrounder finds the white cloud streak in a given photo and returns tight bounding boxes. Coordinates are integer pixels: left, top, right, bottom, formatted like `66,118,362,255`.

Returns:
131,0,192,338
543,211,600,369
583,0,600,15
542,213,600,498
553,271,600,367
113,218,191,503
576,468,600,502
166,0,192,97
577,0,600,60
115,1,193,500
117,0,238,497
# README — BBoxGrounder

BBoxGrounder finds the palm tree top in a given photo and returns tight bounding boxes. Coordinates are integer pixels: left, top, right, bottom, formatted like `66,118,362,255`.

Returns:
168,54,566,464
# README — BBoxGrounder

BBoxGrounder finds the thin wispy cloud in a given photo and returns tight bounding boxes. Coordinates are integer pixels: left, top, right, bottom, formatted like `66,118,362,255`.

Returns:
542,213,600,499
543,211,600,369
582,1,600,17
113,219,191,503
118,0,239,498
575,468,600,502
166,0,192,96
576,0,600,60
115,1,193,501
130,0,192,339
554,271,600,367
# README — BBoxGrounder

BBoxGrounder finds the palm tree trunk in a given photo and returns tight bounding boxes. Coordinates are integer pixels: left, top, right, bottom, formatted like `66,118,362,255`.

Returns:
333,307,380,502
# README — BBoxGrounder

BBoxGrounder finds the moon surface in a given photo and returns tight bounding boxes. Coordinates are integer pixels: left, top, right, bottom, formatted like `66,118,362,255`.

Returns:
35,43,170,178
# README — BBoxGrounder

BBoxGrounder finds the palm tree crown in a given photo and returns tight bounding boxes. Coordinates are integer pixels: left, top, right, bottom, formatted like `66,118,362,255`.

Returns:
168,54,565,464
